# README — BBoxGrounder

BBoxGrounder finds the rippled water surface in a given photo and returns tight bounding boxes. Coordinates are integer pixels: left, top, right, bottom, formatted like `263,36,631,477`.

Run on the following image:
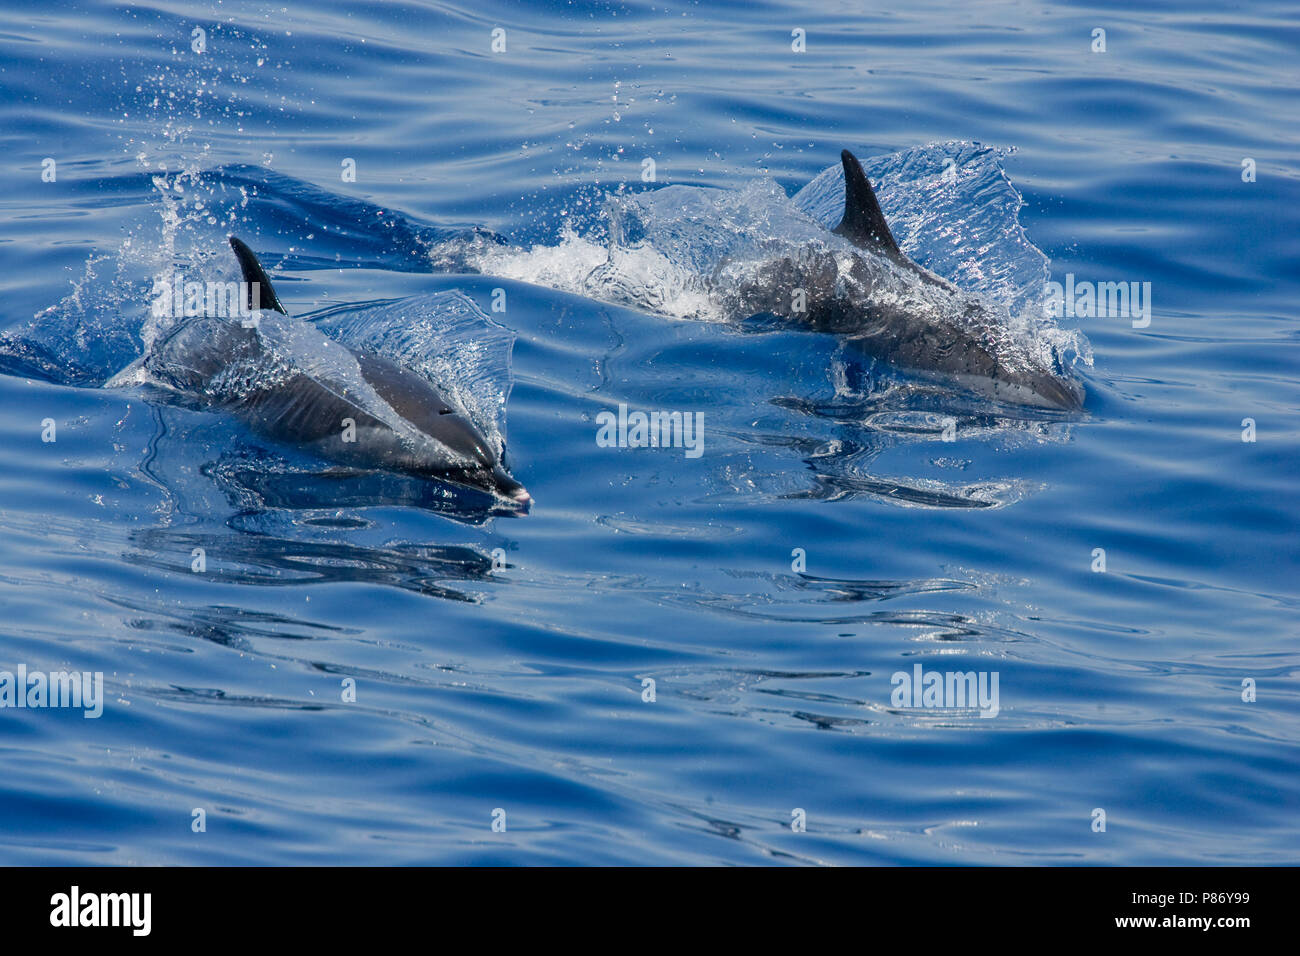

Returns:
0,0,1297,865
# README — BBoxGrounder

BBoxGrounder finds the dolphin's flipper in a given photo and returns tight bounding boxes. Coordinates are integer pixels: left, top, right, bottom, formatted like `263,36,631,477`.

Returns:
832,149,900,256
229,236,287,314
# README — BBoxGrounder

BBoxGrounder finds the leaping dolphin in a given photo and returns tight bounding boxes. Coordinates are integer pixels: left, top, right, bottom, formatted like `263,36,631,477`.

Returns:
140,237,531,508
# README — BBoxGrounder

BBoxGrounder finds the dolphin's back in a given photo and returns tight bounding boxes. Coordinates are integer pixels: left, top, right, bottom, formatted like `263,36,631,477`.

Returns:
145,316,363,442
145,318,483,466
143,316,262,392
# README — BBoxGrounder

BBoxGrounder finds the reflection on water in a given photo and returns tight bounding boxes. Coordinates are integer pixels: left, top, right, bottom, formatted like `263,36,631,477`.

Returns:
127,527,498,603
203,452,522,526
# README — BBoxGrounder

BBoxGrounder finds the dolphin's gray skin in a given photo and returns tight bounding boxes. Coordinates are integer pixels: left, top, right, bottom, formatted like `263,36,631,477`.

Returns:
725,150,1083,410
143,238,530,507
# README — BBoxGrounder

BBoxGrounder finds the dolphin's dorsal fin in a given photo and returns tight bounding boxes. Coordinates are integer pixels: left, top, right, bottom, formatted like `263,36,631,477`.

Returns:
832,149,900,256
229,236,287,314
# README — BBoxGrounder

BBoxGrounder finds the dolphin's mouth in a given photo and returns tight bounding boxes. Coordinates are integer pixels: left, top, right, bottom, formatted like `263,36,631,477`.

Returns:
486,484,531,516
443,463,531,512
454,475,532,515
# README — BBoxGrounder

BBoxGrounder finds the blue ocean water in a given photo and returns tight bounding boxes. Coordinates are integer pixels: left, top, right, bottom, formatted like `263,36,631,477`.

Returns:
0,0,1297,865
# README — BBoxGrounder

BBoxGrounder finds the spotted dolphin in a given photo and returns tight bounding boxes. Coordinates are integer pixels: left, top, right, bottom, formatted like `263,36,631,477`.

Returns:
141,237,530,507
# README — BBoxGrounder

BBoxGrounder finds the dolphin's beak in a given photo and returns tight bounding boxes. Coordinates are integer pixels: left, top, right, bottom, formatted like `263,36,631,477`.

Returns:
490,461,530,508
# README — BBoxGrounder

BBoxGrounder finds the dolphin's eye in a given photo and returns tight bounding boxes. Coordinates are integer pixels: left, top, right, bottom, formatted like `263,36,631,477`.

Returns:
439,408,453,415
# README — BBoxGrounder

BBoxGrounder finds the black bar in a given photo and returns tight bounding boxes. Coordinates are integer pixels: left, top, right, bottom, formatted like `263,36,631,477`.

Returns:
0,866,1285,941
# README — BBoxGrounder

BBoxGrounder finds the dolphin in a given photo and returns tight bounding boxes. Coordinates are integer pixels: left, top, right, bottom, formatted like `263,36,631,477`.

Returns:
723,150,1084,410
451,149,1083,410
139,237,531,508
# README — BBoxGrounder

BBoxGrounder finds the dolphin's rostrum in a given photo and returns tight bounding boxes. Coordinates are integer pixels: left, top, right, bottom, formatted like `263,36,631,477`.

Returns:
142,238,530,508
